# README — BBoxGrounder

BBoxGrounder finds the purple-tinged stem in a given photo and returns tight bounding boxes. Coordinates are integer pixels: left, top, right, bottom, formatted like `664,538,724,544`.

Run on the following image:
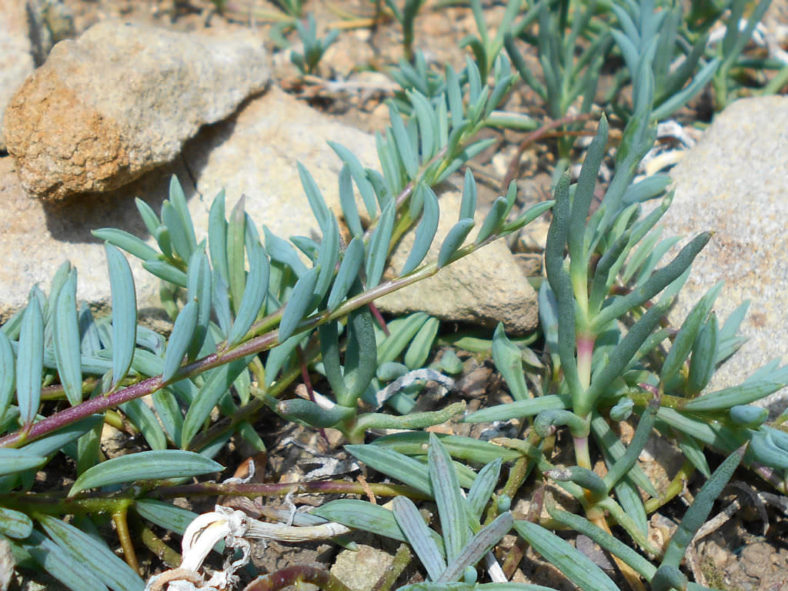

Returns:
243,564,352,591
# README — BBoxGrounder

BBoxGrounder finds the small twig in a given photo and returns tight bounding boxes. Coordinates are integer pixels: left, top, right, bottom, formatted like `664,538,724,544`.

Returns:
502,112,597,191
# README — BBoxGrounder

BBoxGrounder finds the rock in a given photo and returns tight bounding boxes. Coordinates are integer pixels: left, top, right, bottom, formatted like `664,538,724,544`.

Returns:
0,536,13,591
330,544,395,591
0,86,538,336
377,190,539,334
665,96,787,408
0,0,35,151
3,20,270,200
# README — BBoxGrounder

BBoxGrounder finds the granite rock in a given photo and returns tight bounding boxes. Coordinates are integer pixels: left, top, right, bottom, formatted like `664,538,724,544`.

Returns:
665,95,787,408
2,20,270,200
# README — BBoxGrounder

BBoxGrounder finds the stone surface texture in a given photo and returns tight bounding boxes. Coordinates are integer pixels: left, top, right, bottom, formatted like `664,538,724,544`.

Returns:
378,190,539,333
665,95,787,403
0,86,537,334
0,0,35,151
3,20,270,200
330,545,395,591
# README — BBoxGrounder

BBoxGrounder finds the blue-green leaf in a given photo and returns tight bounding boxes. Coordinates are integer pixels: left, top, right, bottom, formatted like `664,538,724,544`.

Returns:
327,237,364,310
460,169,477,220
438,512,513,582
69,450,223,496
514,521,619,591
346,444,432,495
298,162,332,231
466,458,502,523
22,530,108,591
121,398,167,451
105,244,137,388
491,323,528,401
339,165,363,237
393,496,446,580
17,296,44,425
227,241,269,346
91,228,159,261
401,186,439,276
366,200,396,289
0,449,46,476
429,433,469,561
313,499,407,542
39,514,145,591
330,142,377,219
438,219,474,268
0,331,14,421
162,301,198,383
278,266,319,342
142,260,188,287
227,196,247,314
0,505,33,539
208,189,229,284
181,357,252,448
186,249,213,359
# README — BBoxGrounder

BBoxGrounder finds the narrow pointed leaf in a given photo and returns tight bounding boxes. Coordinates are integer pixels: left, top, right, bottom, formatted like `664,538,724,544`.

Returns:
142,260,188,287
467,458,502,522
17,296,43,425
0,506,33,539
404,316,439,370
91,228,159,261
491,324,528,401
460,169,477,220
208,189,229,283
0,449,46,476
339,165,363,237
327,237,364,309
438,219,474,268
298,162,332,231
393,496,446,580
661,445,745,568
22,530,108,591
438,512,513,582
186,249,213,359
169,175,197,256
181,357,252,448
227,196,247,314
39,514,145,591
365,200,396,289
105,244,137,387
401,186,440,276
514,521,619,591
227,241,269,346
429,433,469,561
278,266,319,342
70,450,223,496
329,142,377,218
121,397,167,451
313,499,407,542
346,444,432,495
0,331,14,420
162,301,198,383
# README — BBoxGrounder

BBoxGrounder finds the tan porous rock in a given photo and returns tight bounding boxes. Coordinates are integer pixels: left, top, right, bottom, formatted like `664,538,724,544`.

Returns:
3,21,270,201
0,0,35,151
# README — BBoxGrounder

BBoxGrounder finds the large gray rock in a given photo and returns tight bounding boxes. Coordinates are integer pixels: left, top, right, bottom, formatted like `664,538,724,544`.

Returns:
0,87,537,335
665,96,787,404
2,20,270,200
0,0,35,151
